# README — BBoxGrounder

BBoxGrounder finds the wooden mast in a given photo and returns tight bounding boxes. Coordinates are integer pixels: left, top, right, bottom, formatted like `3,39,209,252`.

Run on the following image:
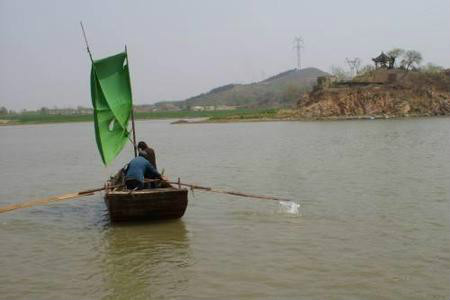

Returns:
80,22,94,63
125,45,138,157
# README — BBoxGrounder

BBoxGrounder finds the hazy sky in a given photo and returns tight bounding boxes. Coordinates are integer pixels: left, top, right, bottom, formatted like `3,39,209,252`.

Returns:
1,0,449,111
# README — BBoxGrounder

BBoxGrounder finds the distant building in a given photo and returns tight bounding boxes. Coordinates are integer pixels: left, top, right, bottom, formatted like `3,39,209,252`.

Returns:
372,52,395,69
134,105,155,113
154,103,181,112
190,105,237,111
216,105,237,111
191,106,205,111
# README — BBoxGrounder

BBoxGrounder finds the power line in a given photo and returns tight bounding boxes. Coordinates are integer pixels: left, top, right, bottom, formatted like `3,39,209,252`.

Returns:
345,57,361,77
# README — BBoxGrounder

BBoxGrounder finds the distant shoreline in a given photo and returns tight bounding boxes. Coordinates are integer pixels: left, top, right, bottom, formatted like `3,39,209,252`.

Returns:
2,111,449,127
0,108,276,126
172,113,450,124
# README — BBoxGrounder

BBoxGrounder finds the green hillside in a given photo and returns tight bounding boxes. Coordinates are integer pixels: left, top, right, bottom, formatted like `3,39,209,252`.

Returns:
156,67,328,109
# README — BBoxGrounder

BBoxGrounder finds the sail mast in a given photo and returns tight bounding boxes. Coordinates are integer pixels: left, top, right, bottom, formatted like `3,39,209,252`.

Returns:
80,22,94,63
125,45,138,157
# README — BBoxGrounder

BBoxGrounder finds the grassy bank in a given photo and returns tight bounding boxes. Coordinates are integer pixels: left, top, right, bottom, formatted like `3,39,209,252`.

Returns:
137,108,277,120
0,108,279,125
1,113,93,125
207,109,277,120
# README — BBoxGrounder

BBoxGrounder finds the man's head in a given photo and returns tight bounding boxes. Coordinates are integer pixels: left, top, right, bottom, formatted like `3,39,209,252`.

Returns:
137,141,148,151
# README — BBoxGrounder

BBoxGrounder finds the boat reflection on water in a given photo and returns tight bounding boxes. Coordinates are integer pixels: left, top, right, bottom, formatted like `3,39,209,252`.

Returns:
100,220,191,299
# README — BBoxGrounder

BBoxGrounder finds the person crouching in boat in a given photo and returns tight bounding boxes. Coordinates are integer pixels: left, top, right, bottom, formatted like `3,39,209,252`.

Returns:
137,141,157,169
124,156,164,190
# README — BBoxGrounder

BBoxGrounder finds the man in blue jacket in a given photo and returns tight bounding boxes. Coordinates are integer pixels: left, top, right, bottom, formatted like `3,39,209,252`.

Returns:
124,156,164,190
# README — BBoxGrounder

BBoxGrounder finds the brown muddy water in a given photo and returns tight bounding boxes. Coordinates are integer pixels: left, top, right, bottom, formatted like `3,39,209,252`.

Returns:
0,118,449,300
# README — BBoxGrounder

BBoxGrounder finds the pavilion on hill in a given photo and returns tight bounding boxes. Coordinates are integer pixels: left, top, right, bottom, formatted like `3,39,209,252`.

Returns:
372,52,395,69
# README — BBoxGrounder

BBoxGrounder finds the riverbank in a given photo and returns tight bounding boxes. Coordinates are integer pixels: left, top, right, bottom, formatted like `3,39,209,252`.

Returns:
3,108,449,126
0,119,17,126
171,109,450,124
0,108,278,126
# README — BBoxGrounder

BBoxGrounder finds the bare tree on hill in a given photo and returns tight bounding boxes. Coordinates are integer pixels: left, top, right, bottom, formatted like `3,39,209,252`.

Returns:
387,48,405,68
401,50,423,70
330,65,351,81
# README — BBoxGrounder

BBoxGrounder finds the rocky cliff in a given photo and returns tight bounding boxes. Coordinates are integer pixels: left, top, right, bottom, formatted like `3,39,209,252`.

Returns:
295,69,450,119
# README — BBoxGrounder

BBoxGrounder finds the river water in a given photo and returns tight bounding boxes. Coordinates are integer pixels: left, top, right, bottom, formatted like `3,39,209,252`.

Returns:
0,118,449,300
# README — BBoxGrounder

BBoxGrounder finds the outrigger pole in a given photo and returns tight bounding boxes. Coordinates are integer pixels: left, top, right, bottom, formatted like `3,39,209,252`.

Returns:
80,21,138,158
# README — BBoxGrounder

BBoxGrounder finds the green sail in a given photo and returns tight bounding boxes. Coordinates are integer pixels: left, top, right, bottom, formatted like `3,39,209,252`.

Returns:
90,52,132,165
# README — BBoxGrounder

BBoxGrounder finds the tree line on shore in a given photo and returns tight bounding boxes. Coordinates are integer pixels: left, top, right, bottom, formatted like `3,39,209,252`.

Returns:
0,105,93,116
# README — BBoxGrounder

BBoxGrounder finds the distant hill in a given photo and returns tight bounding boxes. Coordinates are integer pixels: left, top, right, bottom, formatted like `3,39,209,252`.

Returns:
154,67,329,110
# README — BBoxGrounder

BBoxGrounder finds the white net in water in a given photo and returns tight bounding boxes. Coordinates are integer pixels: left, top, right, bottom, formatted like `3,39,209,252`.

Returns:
278,201,300,215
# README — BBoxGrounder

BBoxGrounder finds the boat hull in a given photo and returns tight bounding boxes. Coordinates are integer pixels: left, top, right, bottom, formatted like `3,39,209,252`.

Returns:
104,187,188,222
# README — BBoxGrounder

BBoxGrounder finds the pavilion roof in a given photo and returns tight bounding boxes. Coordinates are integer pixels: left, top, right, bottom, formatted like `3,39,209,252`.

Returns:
372,52,390,62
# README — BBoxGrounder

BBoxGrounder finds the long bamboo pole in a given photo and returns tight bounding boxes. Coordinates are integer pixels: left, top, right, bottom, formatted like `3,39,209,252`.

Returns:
0,179,160,214
0,188,100,214
166,181,293,202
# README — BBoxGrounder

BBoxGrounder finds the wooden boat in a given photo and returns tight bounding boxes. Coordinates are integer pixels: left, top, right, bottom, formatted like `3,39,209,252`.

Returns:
104,176,188,222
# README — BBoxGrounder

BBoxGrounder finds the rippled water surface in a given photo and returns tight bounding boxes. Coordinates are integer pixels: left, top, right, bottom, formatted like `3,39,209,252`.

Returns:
1,118,449,299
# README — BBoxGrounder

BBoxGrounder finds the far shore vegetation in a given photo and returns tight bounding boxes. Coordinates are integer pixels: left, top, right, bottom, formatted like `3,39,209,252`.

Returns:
0,108,279,126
